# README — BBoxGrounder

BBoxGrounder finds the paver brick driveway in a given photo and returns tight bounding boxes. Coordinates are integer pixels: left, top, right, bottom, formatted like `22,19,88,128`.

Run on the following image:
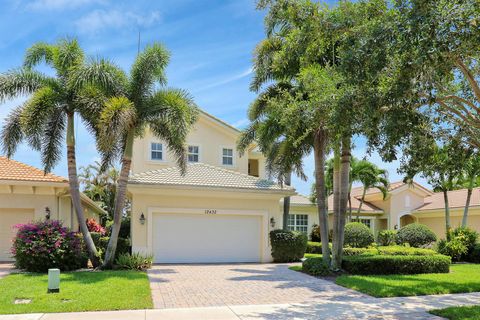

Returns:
147,263,364,309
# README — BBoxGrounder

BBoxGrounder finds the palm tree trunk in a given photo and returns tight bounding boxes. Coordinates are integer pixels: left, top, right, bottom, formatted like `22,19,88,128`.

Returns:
103,130,134,268
282,172,292,230
443,190,451,241
313,129,330,265
348,181,353,222
331,137,351,270
462,183,473,228
66,114,99,267
356,188,367,219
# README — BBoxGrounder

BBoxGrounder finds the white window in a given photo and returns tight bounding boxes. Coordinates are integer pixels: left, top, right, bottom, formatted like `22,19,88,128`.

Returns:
188,145,199,163
352,218,371,229
287,214,308,233
222,148,234,166
151,142,163,161
405,195,411,208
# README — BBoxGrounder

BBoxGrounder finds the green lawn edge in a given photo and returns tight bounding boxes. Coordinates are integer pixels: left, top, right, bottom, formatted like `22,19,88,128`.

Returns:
430,305,480,320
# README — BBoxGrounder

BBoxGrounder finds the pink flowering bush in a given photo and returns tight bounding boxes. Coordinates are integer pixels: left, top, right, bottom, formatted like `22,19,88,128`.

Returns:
12,220,88,272
86,218,106,235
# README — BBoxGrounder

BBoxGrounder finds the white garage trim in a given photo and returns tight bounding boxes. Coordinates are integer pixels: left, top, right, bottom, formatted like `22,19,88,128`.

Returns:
146,207,269,263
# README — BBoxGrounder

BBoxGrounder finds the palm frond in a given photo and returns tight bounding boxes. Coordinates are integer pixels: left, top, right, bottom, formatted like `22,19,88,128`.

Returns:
75,84,109,134
55,38,85,75
24,42,56,69
98,96,136,156
237,122,258,156
70,58,127,96
0,69,57,102
40,107,66,173
130,43,170,101
146,89,199,175
1,105,25,157
20,86,60,151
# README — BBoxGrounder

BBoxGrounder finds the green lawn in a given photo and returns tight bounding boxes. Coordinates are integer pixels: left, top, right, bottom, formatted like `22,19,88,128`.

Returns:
430,305,480,320
336,264,480,297
0,270,153,314
304,253,321,259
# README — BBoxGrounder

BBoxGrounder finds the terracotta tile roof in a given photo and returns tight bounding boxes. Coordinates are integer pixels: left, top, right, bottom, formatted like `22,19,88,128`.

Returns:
0,157,67,183
129,163,294,192
327,191,382,212
415,188,480,211
286,194,313,206
285,191,382,212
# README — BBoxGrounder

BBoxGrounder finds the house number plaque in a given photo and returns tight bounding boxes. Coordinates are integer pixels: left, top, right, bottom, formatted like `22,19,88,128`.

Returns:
205,209,217,214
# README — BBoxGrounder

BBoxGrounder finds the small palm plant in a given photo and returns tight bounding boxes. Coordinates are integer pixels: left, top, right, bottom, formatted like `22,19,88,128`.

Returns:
78,43,199,268
0,38,115,266
355,160,389,218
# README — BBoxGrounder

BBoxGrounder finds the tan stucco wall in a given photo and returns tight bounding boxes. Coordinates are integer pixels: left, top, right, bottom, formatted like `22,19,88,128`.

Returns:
130,186,287,262
415,208,480,239
387,189,426,229
131,115,266,178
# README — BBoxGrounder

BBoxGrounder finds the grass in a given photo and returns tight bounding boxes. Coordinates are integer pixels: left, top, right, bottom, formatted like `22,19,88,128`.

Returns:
304,253,321,259
336,264,480,297
430,305,480,319
0,270,153,314
289,265,302,272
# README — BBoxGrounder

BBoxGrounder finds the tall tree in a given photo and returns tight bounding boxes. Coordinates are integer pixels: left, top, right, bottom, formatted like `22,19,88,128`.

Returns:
0,38,116,266
458,150,480,227
78,43,199,268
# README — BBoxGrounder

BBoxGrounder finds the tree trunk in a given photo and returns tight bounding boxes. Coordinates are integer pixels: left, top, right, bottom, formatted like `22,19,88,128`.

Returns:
313,129,330,265
103,130,134,268
282,172,292,230
356,188,367,219
348,181,353,222
331,137,351,270
66,114,99,267
443,190,451,241
462,183,473,228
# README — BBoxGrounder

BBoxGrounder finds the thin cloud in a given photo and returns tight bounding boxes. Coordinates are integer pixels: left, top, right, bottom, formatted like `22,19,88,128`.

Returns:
75,9,161,35
231,118,250,129
26,0,104,10
195,68,253,92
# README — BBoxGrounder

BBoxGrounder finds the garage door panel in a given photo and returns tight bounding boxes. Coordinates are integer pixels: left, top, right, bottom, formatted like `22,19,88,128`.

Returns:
0,209,34,261
153,213,262,263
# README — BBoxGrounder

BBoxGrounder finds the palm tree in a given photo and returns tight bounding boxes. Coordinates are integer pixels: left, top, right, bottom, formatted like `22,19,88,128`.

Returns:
0,38,114,266
79,43,199,268
355,161,389,219
238,83,306,231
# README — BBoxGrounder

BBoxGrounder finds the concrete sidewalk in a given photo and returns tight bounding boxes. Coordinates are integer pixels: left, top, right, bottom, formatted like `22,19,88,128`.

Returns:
1,292,479,319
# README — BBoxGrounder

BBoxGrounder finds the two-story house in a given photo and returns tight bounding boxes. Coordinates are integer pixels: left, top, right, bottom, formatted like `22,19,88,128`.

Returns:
128,110,295,263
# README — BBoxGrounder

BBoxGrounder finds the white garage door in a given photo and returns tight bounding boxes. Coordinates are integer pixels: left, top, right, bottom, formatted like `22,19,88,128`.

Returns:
152,213,262,263
0,209,34,261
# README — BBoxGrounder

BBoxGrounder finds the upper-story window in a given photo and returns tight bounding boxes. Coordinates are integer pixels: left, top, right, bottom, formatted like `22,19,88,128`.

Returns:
188,145,199,163
150,142,163,161
222,148,234,166
405,195,411,208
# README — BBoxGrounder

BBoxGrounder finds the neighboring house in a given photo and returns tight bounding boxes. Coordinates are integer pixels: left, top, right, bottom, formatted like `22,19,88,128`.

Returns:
290,181,480,239
0,157,106,261
129,110,295,263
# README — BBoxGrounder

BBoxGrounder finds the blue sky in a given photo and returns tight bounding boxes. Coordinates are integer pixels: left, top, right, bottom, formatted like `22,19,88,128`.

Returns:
0,0,429,195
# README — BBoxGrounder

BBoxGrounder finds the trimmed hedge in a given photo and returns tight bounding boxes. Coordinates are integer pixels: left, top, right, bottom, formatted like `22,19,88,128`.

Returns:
396,223,437,247
306,241,332,254
344,222,374,248
377,230,397,246
342,246,436,257
342,254,451,275
302,257,331,276
270,229,307,262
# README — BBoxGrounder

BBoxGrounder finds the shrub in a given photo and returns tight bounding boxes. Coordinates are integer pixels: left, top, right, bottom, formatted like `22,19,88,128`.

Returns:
270,229,307,262
309,225,332,242
437,238,468,262
91,232,131,260
377,245,437,256
451,227,478,253
302,257,331,276
86,218,106,235
342,254,451,275
306,241,332,254
467,243,480,263
12,220,88,272
344,222,374,248
115,253,153,270
343,247,378,256
396,223,437,247
377,230,397,246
